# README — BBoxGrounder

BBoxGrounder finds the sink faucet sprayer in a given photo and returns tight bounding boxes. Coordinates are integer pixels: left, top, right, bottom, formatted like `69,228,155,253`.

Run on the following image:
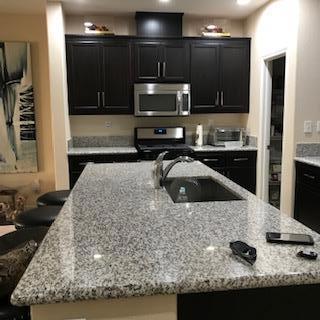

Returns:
152,151,194,189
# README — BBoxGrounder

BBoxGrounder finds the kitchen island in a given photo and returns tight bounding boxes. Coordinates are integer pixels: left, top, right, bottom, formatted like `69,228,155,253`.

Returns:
11,161,320,319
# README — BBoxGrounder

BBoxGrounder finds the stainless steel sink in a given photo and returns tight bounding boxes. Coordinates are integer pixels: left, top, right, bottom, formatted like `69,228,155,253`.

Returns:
163,176,243,203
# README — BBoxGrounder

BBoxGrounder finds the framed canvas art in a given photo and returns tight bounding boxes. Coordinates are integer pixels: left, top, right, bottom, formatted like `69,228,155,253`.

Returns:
0,42,38,173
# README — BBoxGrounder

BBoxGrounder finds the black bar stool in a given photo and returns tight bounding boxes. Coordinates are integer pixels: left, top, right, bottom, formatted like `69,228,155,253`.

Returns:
37,190,70,207
14,206,62,229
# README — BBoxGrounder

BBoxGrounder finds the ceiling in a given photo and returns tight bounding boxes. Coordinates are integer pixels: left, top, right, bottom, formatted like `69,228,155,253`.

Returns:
58,0,270,18
0,0,45,14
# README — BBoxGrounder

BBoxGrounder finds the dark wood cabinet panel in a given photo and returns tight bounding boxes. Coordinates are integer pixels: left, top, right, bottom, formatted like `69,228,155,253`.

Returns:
134,40,189,82
102,42,132,114
190,39,250,114
69,154,138,188
66,35,251,115
66,36,133,115
191,43,219,113
227,167,256,194
195,151,257,194
162,41,189,82
294,162,320,233
134,42,162,81
66,43,101,114
220,42,250,112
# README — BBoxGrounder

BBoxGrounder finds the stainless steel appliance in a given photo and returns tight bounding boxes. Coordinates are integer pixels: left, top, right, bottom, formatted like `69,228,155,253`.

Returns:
209,128,246,147
134,127,193,160
134,83,191,117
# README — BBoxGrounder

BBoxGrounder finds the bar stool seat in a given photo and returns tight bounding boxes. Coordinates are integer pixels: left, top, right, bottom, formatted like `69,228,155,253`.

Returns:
37,190,70,207
14,206,62,229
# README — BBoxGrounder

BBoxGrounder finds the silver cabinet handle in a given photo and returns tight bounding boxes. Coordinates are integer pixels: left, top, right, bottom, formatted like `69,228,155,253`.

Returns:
163,62,166,77
157,62,161,78
203,159,219,162
97,92,100,107
79,161,94,166
233,158,249,162
215,92,220,106
304,173,315,180
102,91,105,107
221,91,224,106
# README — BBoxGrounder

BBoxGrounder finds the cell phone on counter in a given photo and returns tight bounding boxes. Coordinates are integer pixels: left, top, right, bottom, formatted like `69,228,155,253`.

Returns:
266,232,314,245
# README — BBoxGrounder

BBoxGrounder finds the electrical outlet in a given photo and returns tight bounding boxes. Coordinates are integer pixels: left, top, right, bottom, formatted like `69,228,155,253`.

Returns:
304,120,313,134
317,121,320,133
105,122,112,128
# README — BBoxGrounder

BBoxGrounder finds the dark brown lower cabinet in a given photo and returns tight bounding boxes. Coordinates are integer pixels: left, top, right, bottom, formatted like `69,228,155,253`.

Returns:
178,284,320,320
195,151,257,194
68,154,138,188
294,162,320,233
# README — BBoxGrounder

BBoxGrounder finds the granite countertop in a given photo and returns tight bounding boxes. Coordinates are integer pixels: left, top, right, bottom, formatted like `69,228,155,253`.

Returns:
12,161,320,306
190,145,258,152
67,145,257,156
68,146,138,155
295,156,320,168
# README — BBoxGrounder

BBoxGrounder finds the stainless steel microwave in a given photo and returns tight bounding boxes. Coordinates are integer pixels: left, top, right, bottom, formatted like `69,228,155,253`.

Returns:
134,83,191,117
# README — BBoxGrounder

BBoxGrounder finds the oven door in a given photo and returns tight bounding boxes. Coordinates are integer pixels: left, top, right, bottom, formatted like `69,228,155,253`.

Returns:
135,91,179,116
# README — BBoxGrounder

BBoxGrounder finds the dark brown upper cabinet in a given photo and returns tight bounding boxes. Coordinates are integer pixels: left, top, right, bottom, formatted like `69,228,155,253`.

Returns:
134,40,190,83
66,36,132,115
191,39,250,114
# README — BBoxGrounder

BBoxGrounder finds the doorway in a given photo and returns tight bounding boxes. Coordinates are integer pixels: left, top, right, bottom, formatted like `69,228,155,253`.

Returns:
260,55,286,209
268,57,285,209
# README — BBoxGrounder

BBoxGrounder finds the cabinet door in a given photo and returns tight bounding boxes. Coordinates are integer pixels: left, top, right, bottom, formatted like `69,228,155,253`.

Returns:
295,182,320,233
134,42,162,81
66,43,101,114
190,43,220,113
101,42,132,114
227,167,256,194
219,41,250,113
162,41,189,82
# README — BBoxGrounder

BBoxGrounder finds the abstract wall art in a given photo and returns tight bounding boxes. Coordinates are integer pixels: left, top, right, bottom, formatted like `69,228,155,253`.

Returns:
0,42,38,173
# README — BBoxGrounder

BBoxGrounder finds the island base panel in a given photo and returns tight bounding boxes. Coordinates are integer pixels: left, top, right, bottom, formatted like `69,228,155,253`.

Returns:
31,294,177,320
178,284,320,319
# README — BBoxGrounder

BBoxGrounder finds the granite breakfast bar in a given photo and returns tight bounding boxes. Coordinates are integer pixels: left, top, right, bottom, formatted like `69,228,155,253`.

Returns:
11,161,320,319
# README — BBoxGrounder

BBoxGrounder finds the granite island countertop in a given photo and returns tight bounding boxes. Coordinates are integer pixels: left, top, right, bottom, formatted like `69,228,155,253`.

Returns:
295,156,320,168
12,161,320,306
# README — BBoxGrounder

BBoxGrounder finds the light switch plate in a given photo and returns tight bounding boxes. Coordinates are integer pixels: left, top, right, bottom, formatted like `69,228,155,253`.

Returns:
317,121,320,133
304,120,313,134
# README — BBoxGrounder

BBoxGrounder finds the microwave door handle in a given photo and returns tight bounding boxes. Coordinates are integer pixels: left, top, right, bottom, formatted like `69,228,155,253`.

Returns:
177,92,183,115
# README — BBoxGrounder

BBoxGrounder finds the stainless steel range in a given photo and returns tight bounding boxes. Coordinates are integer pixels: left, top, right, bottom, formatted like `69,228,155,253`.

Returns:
134,127,194,160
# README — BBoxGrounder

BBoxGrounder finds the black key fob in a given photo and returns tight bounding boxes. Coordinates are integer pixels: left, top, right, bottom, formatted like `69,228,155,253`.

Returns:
297,250,318,260
230,241,257,265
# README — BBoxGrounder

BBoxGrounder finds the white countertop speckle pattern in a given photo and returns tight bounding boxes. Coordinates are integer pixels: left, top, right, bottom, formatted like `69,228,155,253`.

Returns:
12,161,320,306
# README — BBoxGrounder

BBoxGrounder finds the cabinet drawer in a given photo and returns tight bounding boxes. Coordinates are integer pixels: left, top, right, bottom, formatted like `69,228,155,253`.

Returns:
195,153,226,168
226,152,256,167
296,162,320,189
68,154,138,172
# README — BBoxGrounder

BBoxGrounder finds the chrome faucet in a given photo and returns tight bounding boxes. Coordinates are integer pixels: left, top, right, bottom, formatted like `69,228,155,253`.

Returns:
152,151,194,189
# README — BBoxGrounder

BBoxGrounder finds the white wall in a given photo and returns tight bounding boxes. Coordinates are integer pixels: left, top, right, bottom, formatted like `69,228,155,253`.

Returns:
46,2,70,189
244,0,300,215
294,0,320,143
65,14,244,37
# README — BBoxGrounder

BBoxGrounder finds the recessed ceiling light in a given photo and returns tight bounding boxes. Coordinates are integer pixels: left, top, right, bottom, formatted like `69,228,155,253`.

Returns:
237,0,251,5
159,0,171,3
